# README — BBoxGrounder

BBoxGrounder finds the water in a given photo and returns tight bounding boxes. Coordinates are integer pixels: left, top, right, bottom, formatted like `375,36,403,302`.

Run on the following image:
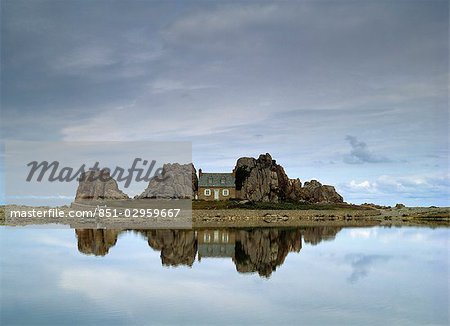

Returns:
1,226,449,325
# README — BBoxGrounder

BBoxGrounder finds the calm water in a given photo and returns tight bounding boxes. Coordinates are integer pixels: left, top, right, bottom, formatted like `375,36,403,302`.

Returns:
1,226,449,325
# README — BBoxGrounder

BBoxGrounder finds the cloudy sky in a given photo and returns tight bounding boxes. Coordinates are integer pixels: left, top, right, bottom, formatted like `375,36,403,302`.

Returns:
1,0,449,206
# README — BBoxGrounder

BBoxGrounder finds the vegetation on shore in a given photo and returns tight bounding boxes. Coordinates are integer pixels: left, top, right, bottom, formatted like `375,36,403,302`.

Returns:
1,203,448,227
192,200,371,211
0,206,4,225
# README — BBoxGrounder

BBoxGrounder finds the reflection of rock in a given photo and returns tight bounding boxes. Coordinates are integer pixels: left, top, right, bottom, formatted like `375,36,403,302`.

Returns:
75,169,128,201
233,229,302,277
301,226,342,246
234,153,343,203
75,229,121,256
137,163,196,199
145,230,197,267
74,227,342,277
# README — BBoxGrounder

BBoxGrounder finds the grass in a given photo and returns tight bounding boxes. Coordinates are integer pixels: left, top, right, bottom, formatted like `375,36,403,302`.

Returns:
192,200,370,211
0,206,5,225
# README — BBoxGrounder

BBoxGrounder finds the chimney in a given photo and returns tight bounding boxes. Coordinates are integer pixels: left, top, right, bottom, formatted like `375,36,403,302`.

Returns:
199,168,203,178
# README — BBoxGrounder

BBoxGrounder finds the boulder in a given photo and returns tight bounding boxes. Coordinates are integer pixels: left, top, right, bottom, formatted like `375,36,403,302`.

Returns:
137,163,196,199
192,164,199,194
75,169,128,201
300,180,343,203
286,178,303,201
234,153,287,202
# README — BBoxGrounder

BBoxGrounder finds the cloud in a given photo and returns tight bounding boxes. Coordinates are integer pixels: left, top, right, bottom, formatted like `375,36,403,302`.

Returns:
341,174,450,206
1,1,448,207
343,135,390,164
149,79,216,94
162,4,280,44
345,254,392,283
59,266,275,323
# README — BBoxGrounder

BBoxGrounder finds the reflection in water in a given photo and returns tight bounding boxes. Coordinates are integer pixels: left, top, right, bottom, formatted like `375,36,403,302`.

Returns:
75,227,342,277
75,229,120,256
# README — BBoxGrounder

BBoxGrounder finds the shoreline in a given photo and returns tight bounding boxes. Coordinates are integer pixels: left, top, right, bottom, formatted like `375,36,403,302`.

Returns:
1,205,448,228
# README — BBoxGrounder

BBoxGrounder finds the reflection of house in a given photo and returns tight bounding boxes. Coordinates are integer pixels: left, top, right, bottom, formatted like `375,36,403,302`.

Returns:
197,229,236,260
197,169,236,201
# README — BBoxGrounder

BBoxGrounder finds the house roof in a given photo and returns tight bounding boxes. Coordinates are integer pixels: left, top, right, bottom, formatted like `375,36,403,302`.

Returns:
198,173,235,187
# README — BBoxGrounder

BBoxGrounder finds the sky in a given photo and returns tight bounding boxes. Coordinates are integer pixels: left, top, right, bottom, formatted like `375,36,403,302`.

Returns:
1,0,449,206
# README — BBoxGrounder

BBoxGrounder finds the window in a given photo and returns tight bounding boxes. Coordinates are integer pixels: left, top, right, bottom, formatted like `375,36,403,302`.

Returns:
204,189,211,196
220,177,226,184
214,230,219,242
208,177,213,184
222,189,229,196
204,233,211,243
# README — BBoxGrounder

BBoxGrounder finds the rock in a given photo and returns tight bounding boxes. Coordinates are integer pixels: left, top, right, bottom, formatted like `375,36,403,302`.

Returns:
137,163,196,199
263,214,289,223
300,180,344,203
191,164,199,194
75,169,128,201
361,203,390,209
234,153,288,202
234,153,344,204
286,178,303,200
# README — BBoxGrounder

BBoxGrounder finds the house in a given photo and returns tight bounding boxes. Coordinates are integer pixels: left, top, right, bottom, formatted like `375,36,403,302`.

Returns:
197,169,236,200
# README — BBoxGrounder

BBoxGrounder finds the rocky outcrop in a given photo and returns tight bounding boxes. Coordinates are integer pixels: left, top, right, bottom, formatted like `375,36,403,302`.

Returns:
192,164,199,194
234,153,344,204
299,180,343,204
234,153,288,202
75,169,128,201
286,178,303,200
137,163,196,199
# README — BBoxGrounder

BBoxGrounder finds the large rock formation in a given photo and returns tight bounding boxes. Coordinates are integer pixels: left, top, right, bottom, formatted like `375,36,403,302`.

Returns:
234,153,343,203
75,169,128,201
234,153,288,202
137,163,197,199
300,180,343,203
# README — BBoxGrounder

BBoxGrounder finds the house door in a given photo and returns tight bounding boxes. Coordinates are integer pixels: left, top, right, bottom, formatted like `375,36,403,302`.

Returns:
214,189,220,200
